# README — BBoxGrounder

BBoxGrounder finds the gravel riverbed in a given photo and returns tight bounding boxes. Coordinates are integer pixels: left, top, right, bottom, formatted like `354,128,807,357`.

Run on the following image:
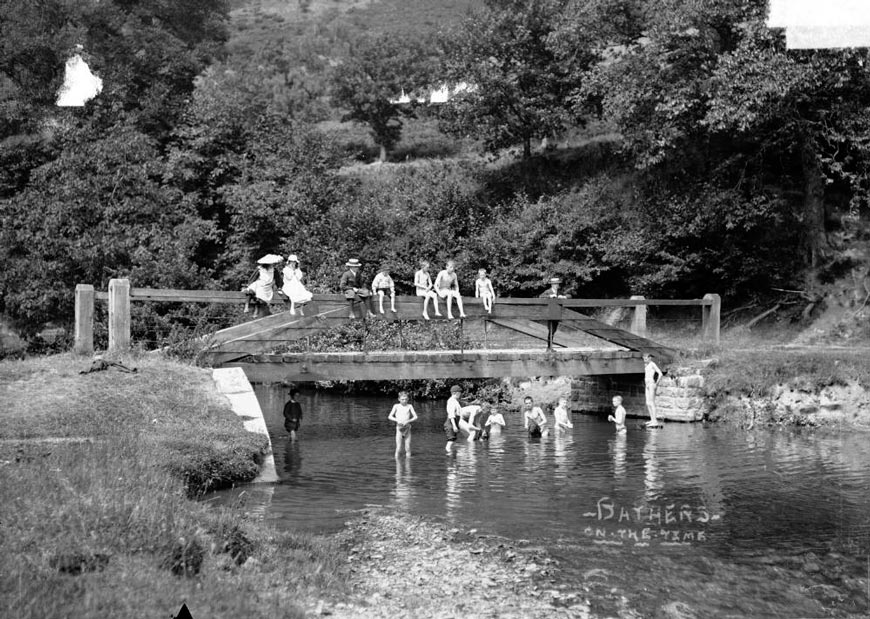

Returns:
308,509,595,618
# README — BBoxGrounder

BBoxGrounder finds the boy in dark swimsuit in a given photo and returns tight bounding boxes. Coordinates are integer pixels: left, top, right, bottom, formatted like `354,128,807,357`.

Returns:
283,386,303,440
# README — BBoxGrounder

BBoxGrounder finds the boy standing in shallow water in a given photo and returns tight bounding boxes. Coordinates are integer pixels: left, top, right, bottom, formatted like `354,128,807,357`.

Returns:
444,385,463,452
553,396,574,432
523,396,548,438
608,395,627,433
388,391,418,458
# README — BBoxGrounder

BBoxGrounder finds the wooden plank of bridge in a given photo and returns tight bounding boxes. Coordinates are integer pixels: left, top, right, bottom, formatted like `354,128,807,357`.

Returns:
225,349,645,382
487,318,615,349
559,308,677,362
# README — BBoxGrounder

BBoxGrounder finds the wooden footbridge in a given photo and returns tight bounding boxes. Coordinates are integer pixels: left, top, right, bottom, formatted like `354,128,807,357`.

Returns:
74,280,721,382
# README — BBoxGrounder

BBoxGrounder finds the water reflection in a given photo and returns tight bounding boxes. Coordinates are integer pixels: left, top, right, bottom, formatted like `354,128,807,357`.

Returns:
554,430,573,476
393,458,413,512
643,428,663,503
610,431,627,480
283,436,303,478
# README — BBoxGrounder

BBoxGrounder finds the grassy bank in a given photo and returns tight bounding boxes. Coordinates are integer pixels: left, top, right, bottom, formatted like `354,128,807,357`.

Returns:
702,347,870,428
0,354,349,619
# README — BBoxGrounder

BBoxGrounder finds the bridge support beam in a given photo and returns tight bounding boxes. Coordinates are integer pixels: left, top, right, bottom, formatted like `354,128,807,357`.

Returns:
225,349,644,383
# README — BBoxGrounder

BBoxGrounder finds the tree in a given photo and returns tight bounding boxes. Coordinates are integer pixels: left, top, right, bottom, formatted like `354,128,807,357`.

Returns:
441,0,583,158
564,0,870,281
330,32,434,162
0,127,215,334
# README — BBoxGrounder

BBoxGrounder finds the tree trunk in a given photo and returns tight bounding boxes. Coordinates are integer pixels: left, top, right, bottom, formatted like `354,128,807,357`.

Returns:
378,143,387,163
523,136,531,159
800,134,828,269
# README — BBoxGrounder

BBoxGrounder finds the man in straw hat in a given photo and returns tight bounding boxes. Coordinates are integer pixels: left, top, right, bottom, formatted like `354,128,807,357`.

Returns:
340,258,376,319
243,254,284,318
539,276,568,299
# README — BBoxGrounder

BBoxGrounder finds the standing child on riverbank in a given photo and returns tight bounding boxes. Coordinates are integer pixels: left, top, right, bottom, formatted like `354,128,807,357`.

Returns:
444,385,462,452
644,354,664,426
608,395,627,433
553,396,573,432
475,268,496,313
388,391,419,458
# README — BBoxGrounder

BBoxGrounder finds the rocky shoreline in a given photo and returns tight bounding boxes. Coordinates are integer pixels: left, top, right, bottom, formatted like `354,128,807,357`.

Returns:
312,510,593,619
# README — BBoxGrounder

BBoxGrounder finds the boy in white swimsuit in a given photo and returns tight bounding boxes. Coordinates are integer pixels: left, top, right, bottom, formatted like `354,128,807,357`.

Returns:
414,260,441,320
434,260,466,320
474,268,495,313
644,354,664,425
444,385,463,452
388,391,419,458
371,266,397,314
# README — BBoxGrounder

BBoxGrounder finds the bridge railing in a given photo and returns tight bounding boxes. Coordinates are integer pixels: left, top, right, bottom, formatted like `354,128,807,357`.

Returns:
73,278,720,354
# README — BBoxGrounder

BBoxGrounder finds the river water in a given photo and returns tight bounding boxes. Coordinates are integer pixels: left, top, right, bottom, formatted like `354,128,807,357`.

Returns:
216,387,870,618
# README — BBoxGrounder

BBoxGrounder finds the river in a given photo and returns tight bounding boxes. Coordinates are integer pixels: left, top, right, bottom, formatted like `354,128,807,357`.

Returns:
215,386,870,617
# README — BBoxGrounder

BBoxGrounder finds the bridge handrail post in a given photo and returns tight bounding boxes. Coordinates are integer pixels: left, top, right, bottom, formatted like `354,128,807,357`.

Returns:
108,278,131,353
629,295,647,337
74,284,95,355
702,293,721,345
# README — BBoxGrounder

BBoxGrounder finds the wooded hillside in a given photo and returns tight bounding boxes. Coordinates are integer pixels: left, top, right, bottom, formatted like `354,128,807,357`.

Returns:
2,0,868,346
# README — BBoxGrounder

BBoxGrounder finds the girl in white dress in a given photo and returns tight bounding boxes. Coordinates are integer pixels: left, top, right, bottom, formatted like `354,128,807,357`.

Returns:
281,254,313,315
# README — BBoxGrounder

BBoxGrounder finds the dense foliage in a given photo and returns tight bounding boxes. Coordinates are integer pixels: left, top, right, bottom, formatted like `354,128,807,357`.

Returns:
3,0,870,342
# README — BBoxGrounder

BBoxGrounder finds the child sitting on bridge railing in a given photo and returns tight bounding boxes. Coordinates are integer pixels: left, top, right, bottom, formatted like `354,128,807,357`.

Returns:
434,260,467,320
371,265,397,314
475,268,496,314
243,254,283,318
414,260,441,320
281,254,312,316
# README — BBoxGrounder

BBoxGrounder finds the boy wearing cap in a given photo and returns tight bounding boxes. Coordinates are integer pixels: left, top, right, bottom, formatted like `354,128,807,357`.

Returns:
539,277,568,299
444,385,463,452
371,266,397,314
340,258,376,319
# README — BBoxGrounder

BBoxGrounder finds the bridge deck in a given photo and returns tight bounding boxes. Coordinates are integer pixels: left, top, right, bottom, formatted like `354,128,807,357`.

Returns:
223,348,644,383
203,295,678,366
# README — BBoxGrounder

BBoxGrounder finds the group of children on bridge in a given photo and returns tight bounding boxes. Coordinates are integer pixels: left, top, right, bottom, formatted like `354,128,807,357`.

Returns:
388,353,664,457
243,254,568,320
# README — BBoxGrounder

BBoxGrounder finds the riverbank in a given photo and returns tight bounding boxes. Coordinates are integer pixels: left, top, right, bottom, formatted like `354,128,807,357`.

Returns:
0,354,348,619
701,347,870,429
320,509,592,619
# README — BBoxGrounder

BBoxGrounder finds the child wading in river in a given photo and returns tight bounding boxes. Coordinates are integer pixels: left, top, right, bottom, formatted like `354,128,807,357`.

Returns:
608,395,627,433
388,391,419,458
553,396,574,432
